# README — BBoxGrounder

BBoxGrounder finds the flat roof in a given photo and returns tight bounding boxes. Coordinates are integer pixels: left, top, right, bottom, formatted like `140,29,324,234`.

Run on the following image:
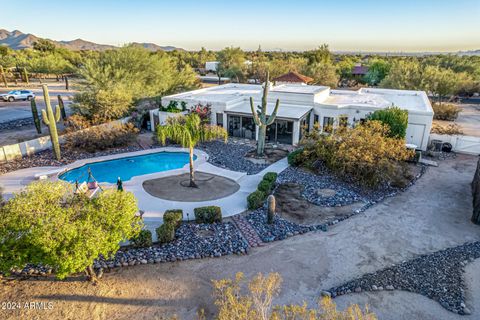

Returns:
226,101,312,120
321,88,433,114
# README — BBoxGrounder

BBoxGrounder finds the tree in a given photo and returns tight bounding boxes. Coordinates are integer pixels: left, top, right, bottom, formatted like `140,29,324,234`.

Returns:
33,39,57,52
364,59,390,85
73,45,199,122
380,60,426,90
250,72,280,156
424,66,459,105
157,113,227,187
212,272,377,320
304,63,339,88
0,181,141,281
367,106,408,138
217,47,246,82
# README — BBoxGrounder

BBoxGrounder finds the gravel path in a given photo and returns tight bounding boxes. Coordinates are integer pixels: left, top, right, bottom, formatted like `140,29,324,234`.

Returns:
325,242,480,315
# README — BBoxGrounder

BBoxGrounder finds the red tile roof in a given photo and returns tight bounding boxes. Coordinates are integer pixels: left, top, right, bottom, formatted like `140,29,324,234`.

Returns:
273,71,314,84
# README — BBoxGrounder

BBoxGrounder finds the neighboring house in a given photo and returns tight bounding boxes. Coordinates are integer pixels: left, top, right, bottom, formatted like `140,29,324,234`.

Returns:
351,64,369,79
273,71,314,85
158,83,434,150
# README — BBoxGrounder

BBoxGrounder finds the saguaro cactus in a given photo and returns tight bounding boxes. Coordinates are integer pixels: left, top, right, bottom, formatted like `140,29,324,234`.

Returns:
65,75,69,90
57,95,67,120
0,65,7,87
22,67,29,85
250,72,280,156
267,194,276,224
30,98,42,134
41,84,62,160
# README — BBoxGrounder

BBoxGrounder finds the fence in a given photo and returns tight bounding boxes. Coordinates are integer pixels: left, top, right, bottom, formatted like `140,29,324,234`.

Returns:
429,134,480,155
0,117,130,163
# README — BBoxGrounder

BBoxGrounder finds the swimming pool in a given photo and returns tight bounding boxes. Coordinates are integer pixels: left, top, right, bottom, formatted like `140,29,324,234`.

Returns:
59,152,195,184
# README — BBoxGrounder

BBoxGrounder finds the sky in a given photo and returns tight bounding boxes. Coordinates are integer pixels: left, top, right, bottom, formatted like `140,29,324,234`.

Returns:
1,0,479,52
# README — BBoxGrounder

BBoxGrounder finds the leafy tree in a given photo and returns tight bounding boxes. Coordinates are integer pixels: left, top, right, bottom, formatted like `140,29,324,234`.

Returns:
304,44,332,65
304,62,339,88
364,59,390,85
336,56,358,81
0,181,142,281
73,45,199,121
423,66,459,105
217,47,246,82
33,39,57,52
157,113,227,187
211,272,377,320
380,60,426,90
367,106,408,138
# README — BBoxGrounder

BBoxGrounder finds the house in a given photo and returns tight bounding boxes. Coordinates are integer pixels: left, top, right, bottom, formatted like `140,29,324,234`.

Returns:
273,71,314,85
351,63,369,79
156,83,434,150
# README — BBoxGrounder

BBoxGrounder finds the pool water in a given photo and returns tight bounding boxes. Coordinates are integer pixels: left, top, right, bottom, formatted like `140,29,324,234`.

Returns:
59,152,195,184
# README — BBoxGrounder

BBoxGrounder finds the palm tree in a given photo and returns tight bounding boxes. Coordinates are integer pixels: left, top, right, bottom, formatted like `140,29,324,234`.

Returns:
157,113,228,187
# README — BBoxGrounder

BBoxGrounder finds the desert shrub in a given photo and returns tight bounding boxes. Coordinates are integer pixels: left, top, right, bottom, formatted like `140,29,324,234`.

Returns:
0,181,141,280
247,190,266,210
287,148,304,166
212,272,377,320
430,122,463,135
367,106,408,138
160,100,182,113
194,206,222,224
163,209,183,227
257,179,274,194
63,114,93,133
156,223,175,244
130,229,153,248
263,172,278,183
307,121,414,187
64,122,139,153
432,103,461,121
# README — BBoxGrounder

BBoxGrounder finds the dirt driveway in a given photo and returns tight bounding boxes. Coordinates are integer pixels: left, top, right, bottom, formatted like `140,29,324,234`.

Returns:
0,154,479,320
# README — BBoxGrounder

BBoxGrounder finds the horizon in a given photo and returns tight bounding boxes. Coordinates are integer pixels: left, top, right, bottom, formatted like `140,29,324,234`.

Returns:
1,0,480,52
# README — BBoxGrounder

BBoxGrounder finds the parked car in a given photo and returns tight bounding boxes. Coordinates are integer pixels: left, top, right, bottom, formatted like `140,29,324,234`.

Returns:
0,90,35,102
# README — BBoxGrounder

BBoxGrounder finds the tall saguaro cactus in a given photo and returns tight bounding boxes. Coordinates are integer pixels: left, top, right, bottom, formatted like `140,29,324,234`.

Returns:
30,98,42,134
0,65,7,88
249,72,280,156
41,85,62,160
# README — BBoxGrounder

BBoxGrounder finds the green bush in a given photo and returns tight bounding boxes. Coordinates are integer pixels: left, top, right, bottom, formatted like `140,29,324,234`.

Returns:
263,172,278,183
156,223,175,244
288,148,304,166
257,179,274,194
194,206,222,224
163,209,183,227
247,190,266,210
130,229,153,248
367,106,408,138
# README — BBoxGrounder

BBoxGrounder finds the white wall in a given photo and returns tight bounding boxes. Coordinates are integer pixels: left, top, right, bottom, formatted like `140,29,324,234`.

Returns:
429,134,480,155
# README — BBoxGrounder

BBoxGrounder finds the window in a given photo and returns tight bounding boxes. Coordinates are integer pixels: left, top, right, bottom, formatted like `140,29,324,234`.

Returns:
314,114,319,125
216,113,224,127
323,117,334,133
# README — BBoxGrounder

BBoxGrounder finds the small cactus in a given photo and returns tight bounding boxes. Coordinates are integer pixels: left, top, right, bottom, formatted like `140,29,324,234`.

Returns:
65,75,69,90
22,67,29,85
0,65,7,87
267,194,276,224
30,98,41,134
41,84,62,160
57,95,67,120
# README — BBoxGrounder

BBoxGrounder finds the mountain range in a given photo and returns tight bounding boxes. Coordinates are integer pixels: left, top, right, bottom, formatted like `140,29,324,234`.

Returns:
0,29,183,52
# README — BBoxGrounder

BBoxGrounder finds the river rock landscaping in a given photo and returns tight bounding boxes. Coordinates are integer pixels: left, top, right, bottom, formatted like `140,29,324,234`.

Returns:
198,139,267,174
0,117,39,131
324,241,480,315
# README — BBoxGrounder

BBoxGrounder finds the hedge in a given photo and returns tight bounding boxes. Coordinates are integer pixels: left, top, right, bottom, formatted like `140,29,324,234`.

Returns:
194,206,222,224
156,223,175,244
130,229,153,248
247,190,266,210
263,172,278,183
288,148,304,166
163,209,183,227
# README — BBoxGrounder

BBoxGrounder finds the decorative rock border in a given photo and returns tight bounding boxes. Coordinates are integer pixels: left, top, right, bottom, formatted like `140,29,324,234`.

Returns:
323,241,480,315
231,214,264,247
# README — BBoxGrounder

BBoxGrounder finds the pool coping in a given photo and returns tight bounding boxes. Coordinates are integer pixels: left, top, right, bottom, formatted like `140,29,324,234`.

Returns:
36,147,210,185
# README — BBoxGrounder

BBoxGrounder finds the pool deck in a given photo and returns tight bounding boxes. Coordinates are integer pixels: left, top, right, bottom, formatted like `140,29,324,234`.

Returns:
0,147,290,232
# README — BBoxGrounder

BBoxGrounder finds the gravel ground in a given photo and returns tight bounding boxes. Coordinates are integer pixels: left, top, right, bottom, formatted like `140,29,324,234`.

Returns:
198,140,267,174
325,241,480,315
0,117,37,130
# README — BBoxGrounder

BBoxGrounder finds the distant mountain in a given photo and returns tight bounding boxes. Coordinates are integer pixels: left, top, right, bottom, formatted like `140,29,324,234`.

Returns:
0,29,183,52
457,49,480,56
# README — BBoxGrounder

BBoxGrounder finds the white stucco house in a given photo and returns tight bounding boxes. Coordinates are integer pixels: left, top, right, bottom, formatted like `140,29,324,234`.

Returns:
153,82,434,150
